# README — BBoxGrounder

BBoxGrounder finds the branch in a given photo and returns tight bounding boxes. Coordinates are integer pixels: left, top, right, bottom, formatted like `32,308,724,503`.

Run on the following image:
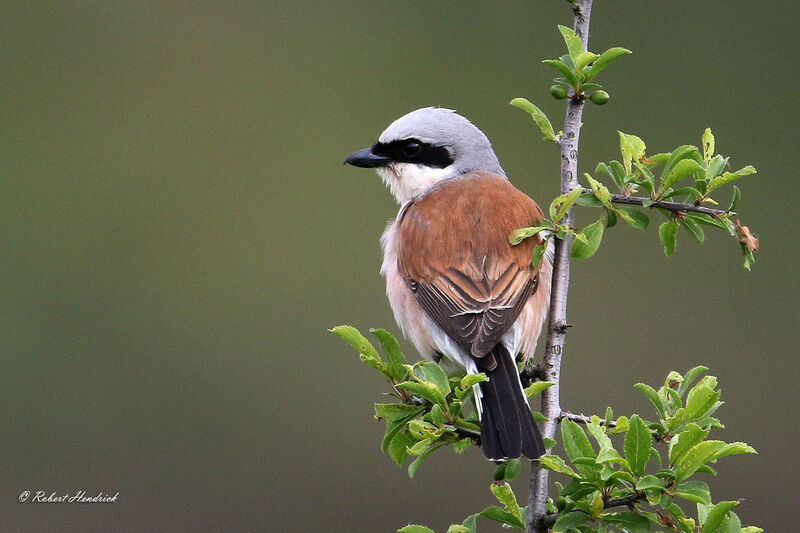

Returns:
591,189,735,217
558,411,617,428
452,425,481,440
527,2,593,532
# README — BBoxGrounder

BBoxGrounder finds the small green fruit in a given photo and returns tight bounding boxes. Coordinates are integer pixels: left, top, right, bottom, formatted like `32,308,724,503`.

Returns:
590,90,610,105
550,85,568,100
493,463,507,481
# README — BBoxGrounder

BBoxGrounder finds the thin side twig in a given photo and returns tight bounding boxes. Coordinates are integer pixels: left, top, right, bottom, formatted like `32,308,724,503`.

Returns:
593,189,735,217
559,411,617,428
527,2,593,532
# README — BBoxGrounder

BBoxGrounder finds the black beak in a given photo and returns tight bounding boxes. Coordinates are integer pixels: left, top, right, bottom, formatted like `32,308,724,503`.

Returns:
344,145,391,168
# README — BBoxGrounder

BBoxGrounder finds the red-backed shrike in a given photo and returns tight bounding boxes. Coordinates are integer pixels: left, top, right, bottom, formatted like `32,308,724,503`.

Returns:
345,107,551,460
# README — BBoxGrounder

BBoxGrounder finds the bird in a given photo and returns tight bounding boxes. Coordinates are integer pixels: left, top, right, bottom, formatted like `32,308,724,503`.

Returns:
344,107,551,460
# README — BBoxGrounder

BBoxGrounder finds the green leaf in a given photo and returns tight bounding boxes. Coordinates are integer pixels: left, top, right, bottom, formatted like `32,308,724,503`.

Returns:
407,424,438,445
616,206,649,231
510,98,556,142
407,443,442,478
679,218,705,243
532,240,548,269
550,188,584,222
510,225,550,245
388,431,415,466
585,47,632,81
421,362,451,397
658,220,678,256
609,159,628,182
663,186,702,200
673,480,711,505
696,464,718,476
669,424,710,466
371,328,405,380
634,383,667,420
713,441,757,459
397,381,445,407
636,475,665,491
543,59,579,87
460,514,478,533
571,217,604,259
576,192,604,207
453,437,471,454
727,185,741,212
398,525,436,533
382,413,421,452
446,526,470,533
525,380,555,398
428,403,445,426
575,51,599,72
660,158,704,195
479,506,524,529
539,454,581,478
702,128,715,162
562,419,596,462
743,244,755,271
375,403,425,421
686,212,732,233
705,154,728,181
707,165,757,193
553,511,589,530
686,382,720,420
702,501,739,533
718,511,742,533
599,511,652,532
611,415,629,434
675,366,709,397
675,440,727,482
660,145,699,179
586,417,614,451
459,373,489,390
558,25,583,62
619,132,646,174
596,447,629,468
624,414,652,476
596,161,616,183
741,527,764,533
490,482,522,523
330,325,383,371
585,173,612,206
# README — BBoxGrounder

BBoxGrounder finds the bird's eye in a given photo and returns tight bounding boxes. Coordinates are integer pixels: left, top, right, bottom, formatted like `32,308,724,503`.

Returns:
402,141,422,157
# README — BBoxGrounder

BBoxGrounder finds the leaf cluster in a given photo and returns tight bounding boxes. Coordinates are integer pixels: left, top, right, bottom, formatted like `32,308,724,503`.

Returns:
397,368,760,533
511,129,759,270
331,325,760,533
580,129,758,268
539,367,757,533
544,25,631,102
330,325,545,477
509,27,630,143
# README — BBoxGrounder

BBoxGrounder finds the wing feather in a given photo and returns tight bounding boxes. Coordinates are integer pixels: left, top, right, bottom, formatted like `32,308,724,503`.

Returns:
397,172,545,368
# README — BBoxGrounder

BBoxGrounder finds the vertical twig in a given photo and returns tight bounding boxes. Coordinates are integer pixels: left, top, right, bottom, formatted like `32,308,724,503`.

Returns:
527,1,593,531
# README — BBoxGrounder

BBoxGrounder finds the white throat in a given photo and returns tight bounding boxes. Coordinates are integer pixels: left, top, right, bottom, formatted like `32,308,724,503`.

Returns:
378,162,453,204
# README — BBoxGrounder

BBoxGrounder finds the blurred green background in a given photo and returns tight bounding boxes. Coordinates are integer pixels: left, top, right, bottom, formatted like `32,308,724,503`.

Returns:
2,1,797,531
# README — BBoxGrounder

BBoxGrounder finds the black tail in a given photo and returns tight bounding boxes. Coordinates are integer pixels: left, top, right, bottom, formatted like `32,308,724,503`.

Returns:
478,344,544,460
